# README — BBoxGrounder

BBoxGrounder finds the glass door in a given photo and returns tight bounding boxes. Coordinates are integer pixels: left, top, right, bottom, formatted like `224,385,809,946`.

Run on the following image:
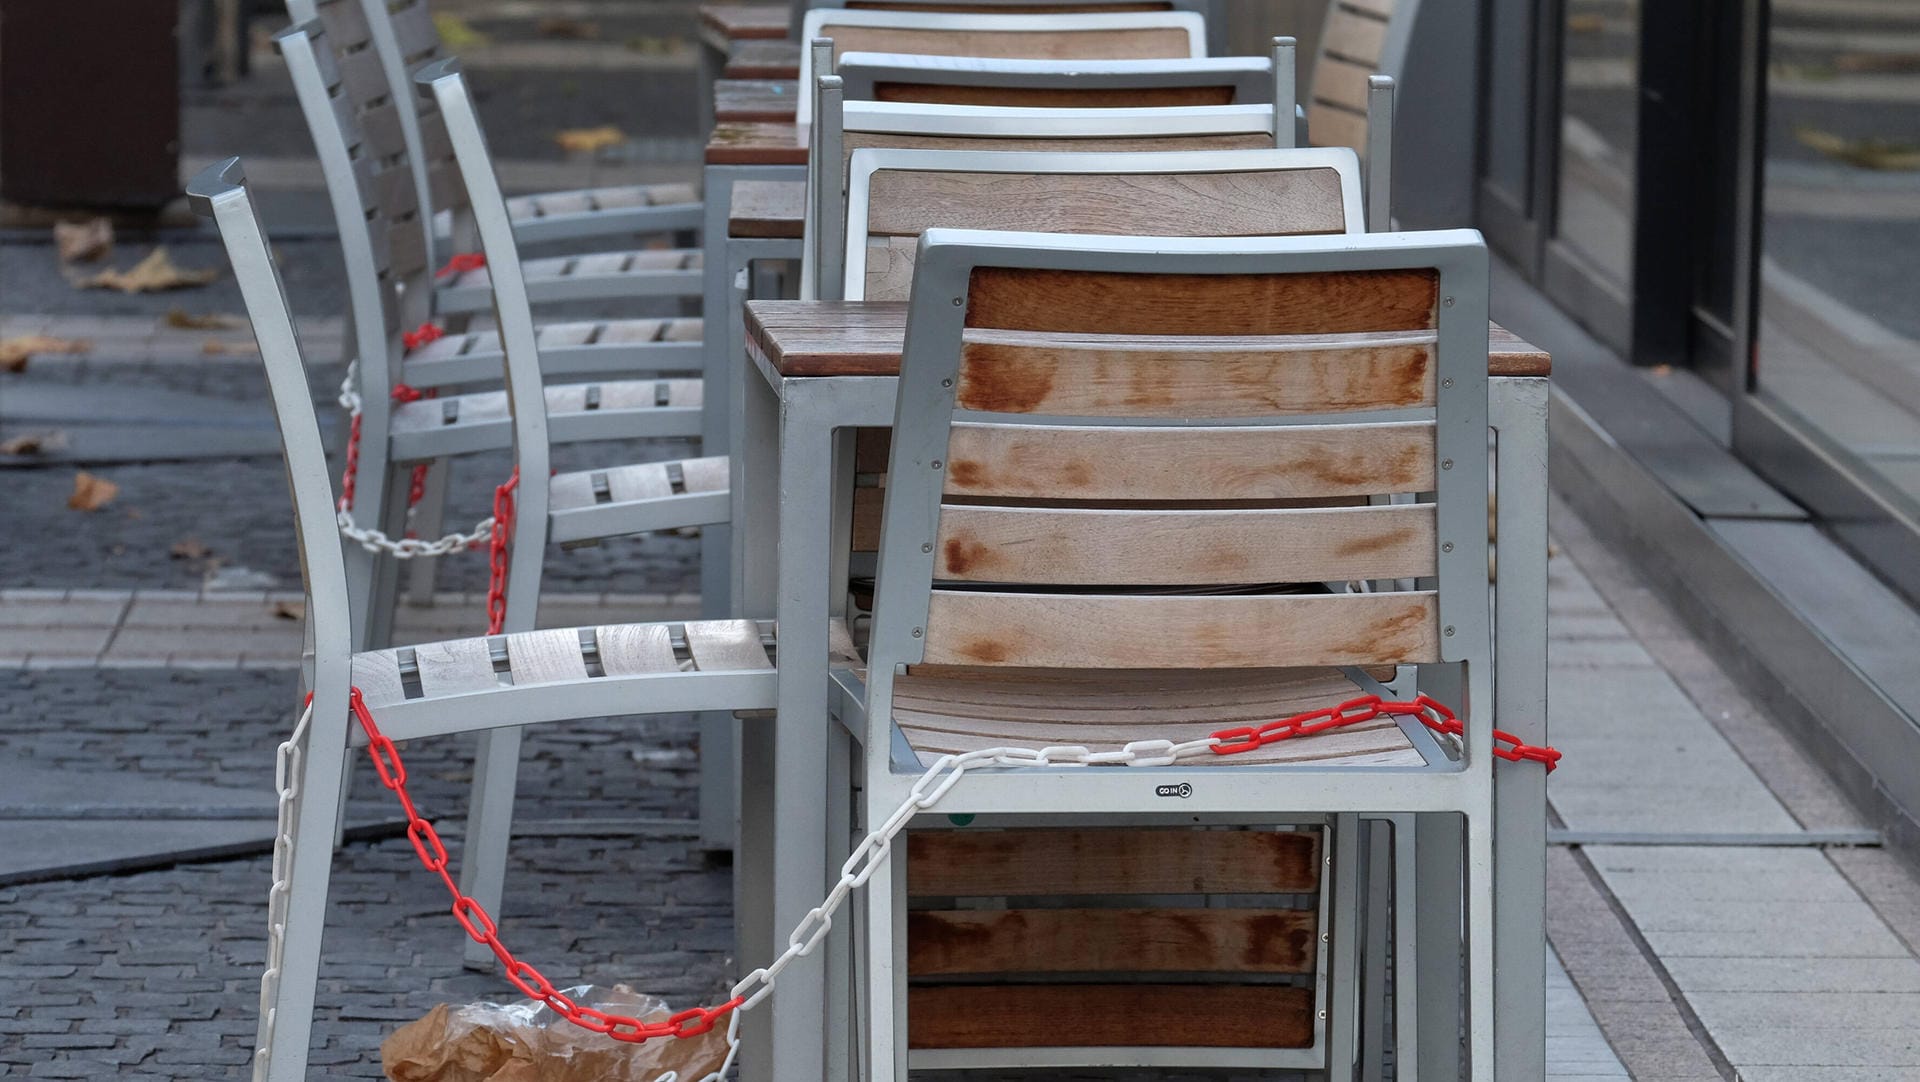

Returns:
1736,0,1920,600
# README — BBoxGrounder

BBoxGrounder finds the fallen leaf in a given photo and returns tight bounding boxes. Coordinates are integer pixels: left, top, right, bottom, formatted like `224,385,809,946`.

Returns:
271,600,306,621
165,308,244,330
68,471,119,511
202,339,256,356
433,12,490,50
1795,126,1920,171
84,248,220,293
554,125,626,154
0,431,66,455
1566,12,1605,32
624,35,678,54
537,16,599,39
54,217,113,263
0,335,89,372
170,537,212,560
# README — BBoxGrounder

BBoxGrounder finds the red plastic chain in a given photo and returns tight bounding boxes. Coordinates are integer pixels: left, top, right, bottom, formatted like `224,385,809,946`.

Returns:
1211,693,1561,771
435,252,487,279
484,469,519,635
336,383,433,513
345,687,744,1041
402,323,446,352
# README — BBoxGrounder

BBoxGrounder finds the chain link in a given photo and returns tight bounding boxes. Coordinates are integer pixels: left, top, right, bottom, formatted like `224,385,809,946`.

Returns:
253,695,313,1082
1210,692,1561,771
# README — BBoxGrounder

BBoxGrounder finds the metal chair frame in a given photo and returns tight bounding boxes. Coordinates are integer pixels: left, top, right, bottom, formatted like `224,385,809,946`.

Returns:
838,227,1496,1077
188,158,775,1082
790,0,1212,44
286,0,704,256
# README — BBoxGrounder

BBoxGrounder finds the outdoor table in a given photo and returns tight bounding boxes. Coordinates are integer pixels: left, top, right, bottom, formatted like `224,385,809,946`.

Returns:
729,298,1554,1082
715,78,801,122
697,6,793,133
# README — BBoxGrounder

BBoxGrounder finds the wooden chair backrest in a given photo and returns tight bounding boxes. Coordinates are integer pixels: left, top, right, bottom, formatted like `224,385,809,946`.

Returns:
1308,0,1413,161
845,147,1361,300
809,97,1301,297
796,9,1208,123
835,52,1268,109
862,227,1489,689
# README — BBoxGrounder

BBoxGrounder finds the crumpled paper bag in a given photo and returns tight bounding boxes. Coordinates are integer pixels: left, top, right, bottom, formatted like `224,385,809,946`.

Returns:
382,985,729,1082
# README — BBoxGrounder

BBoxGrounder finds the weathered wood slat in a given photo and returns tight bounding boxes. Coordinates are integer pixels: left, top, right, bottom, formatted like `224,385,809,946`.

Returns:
351,650,409,708
944,420,1436,499
909,984,1313,1048
965,268,1439,336
908,827,1322,895
954,329,1436,416
897,709,1421,767
595,624,679,675
819,25,1195,64
730,180,808,239
1312,55,1376,115
1321,8,1388,63
685,620,774,672
505,629,590,686
907,907,1317,975
932,503,1437,584
920,590,1440,668
1307,102,1369,156
413,637,498,697
866,168,1345,240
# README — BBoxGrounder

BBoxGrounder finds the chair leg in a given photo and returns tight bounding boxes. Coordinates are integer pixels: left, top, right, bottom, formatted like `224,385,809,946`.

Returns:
1359,819,1393,1082
1465,801,1498,1080
1327,813,1363,1080
1416,812,1465,1082
860,838,906,1082
403,458,453,611
259,697,350,1082
459,725,524,971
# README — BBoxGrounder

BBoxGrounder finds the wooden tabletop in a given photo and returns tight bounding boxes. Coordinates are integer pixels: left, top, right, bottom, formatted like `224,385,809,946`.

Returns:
725,38,802,79
715,78,800,122
707,121,808,165
699,3,790,41
747,300,1554,379
730,180,807,238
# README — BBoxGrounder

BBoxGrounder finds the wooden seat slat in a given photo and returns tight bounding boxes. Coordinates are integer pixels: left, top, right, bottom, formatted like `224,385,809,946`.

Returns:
686,620,775,672
908,907,1317,975
506,629,591,686
908,827,1321,895
352,650,410,708
818,25,1194,64
910,984,1313,1049
413,637,498,697
932,503,1436,584
920,590,1439,668
897,711,1421,767
594,624,680,675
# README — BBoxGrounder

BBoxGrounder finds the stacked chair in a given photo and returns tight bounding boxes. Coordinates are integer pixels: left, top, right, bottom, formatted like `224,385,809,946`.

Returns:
209,0,1544,1079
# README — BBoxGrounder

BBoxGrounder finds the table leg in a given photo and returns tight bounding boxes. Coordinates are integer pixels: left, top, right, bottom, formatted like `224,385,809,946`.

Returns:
1491,377,1549,1081
697,163,740,854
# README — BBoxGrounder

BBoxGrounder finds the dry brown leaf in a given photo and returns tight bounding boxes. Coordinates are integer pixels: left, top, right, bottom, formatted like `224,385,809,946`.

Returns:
0,335,90,372
554,125,626,154
170,537,213,560
0,431,66,455
54,217,113,263
1795,126,1920,171
433,12,490,50
84,248,220,294
271,600,306,621
202,339,257,356
1566,12,1605,32
165,308,244,330
68,471,119,511
537,16,600,39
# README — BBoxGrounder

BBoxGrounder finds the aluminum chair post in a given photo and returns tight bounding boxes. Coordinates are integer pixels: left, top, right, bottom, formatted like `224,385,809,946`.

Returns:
816,76,849,301
1272,37,1297,149
1367,76,1396,232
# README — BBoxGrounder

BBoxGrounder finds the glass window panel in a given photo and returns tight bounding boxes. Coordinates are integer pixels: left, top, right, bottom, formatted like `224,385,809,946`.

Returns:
1556,0,1639,287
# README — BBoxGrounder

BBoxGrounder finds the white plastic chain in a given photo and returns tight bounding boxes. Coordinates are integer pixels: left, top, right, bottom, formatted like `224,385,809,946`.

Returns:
253,700,313,1082
334,361,497,559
